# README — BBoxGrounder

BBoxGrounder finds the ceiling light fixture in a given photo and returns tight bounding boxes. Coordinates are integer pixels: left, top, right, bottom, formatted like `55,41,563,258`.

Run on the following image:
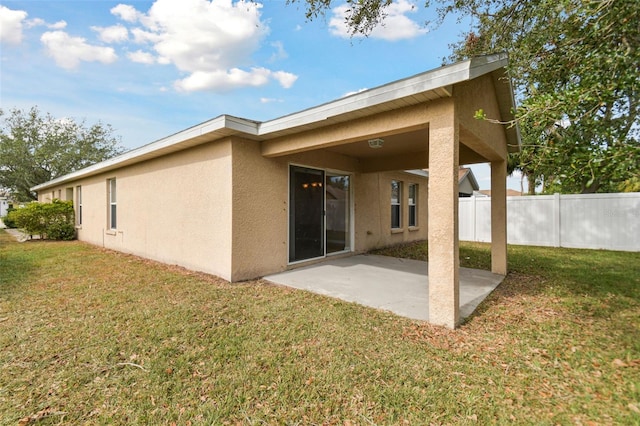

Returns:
368,138,384,149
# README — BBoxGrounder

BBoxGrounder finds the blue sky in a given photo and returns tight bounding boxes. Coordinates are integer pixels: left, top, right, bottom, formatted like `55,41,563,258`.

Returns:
0,0,524,191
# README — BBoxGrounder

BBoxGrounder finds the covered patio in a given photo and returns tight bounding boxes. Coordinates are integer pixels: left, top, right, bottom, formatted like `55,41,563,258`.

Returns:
265,254,504,322
261,53,520,328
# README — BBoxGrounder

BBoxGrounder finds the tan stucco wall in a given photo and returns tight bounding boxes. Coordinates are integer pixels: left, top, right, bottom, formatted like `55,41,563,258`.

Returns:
38,141,428,283
39,140,235,280
353,171,428,251
227,138,428,281
455,74,508,161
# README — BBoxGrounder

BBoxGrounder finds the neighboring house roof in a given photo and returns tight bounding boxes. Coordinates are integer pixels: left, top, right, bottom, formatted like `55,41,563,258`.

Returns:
477,189,522,197
458,167,479,191
32,53,519,192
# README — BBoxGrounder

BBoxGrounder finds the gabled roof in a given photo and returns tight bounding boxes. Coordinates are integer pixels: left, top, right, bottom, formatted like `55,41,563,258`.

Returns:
458,167,479,190
32,53,519,192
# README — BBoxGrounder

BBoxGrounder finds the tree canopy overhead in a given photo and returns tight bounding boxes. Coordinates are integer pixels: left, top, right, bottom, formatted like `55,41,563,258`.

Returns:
0,107,124,201
290,0,640,193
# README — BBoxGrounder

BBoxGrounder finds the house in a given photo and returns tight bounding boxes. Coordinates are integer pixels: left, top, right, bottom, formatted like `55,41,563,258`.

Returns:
476,189,522,197
32,53,520,329
458,167,479,197
0,197,9,217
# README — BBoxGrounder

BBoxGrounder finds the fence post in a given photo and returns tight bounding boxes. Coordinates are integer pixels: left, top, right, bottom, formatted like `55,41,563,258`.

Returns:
554,193,561,247
471,195,477,242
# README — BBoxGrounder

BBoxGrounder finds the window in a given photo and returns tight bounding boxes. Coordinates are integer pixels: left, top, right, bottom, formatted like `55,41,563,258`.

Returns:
408,184,418,227
76,186,82,226
108,178,117,229
391,180,401,229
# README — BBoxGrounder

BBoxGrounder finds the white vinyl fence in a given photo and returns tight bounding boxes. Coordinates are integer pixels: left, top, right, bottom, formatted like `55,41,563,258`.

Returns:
459,192,640,251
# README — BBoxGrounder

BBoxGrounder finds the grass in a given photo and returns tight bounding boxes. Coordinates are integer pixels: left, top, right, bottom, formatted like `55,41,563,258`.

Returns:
1,231,639,425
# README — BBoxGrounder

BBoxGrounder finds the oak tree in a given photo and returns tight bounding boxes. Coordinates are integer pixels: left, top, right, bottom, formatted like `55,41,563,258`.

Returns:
0,107,124,201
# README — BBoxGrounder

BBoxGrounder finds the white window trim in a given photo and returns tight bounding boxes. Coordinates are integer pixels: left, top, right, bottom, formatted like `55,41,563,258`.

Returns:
408,183,418,228
76,185,82,226
108,178,117,230
391,180,402,229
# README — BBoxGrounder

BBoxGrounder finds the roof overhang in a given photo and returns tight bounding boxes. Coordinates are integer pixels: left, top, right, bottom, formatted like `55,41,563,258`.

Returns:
32,53,519,192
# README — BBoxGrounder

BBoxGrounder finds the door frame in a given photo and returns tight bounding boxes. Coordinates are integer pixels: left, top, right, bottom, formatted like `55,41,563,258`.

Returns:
287,163,354,265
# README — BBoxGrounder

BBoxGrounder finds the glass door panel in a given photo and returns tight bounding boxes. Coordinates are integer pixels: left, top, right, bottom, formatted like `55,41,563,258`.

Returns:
325,174,350,254
289,166,325,262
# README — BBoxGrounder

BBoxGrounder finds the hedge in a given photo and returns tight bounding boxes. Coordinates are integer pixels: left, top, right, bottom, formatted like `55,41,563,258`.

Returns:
5,200,76,240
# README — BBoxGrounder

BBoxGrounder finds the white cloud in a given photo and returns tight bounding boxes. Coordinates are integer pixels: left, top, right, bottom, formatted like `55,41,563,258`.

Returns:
111,4,142,23
25,17,44,28
175,67,295,92
25,18,67,29
269,41,288,62
48,20,67,30
92,24,129,43
113,0,297,92
128,49,156,64
342,88,369,98
260,97,283,104
0,6,28,45
130,27,161,44
272,71,298,89
329,0,427,41
41,31,118,69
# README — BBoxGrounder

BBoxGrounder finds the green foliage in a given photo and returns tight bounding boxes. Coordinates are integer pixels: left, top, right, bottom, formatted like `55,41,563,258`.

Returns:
6,199,75,240
0,106,124,201
290,0,640,194
447,0,640,193
287,0,393,36
1,206,17,228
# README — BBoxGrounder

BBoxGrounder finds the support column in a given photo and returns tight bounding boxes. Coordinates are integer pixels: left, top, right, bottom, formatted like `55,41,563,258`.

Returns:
428,101,460,329
490,159,508,275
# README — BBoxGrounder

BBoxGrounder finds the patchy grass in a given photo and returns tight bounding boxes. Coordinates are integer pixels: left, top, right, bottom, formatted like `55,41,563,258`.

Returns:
1,231,639,425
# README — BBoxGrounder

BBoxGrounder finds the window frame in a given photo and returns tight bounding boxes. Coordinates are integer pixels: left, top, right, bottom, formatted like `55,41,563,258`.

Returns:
108,178,117,230
76,185,82,226
408,183,418,227
391,180,402,229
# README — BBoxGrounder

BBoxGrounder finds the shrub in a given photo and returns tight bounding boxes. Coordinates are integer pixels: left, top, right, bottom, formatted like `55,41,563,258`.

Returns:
7,199,75,240
47,221,76,241
1,206,17,228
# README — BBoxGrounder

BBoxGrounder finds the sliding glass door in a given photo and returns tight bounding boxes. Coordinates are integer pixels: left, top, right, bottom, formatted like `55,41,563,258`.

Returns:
289,166,325,262
289,166,351,263
325,174,350,254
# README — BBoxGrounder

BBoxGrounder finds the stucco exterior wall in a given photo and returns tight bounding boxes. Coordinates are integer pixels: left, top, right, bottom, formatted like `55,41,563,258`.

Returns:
39,140,235,280
353,171,428,252
230,138,361,281
455,73,508,161
229,138,428,281
36,139,429,282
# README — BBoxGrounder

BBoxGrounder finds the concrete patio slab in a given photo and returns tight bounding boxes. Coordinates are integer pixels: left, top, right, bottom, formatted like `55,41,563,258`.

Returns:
264,254,504,322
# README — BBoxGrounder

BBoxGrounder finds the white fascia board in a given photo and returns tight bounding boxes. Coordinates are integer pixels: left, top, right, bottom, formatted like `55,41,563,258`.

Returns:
468,53,509,80
31,115,259,191
258,60,473,135
257,54,507,136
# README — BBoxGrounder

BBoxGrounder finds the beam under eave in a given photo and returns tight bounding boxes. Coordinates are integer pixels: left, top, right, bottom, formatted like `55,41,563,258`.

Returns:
360,152,429,173
261,103,434,158
459,125,508,162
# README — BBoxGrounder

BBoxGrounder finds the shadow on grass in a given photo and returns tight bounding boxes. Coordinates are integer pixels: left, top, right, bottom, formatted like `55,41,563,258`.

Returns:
371,240,640,319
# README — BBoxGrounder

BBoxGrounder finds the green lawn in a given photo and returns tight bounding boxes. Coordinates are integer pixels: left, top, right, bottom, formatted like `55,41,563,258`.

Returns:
1,230,639,425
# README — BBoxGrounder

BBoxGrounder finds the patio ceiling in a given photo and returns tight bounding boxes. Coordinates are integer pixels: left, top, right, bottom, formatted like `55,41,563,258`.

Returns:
323,127,490,173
